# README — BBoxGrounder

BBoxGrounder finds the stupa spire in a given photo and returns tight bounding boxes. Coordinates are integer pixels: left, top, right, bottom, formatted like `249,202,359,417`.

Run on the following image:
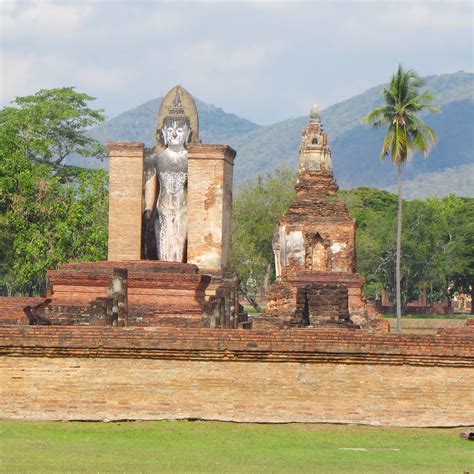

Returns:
298,104,332,174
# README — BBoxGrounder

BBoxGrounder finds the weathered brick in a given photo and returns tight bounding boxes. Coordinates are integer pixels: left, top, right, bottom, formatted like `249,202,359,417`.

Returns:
0,326,472,426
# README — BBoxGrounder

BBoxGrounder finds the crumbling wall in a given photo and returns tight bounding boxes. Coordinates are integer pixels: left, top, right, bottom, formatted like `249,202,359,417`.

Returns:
293,283,357,328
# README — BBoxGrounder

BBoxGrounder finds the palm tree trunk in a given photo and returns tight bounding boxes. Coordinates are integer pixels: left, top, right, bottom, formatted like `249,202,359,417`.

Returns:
396,163,403,333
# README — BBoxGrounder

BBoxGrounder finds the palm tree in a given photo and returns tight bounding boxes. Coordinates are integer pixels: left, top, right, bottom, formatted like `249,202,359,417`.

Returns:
364,65,439,333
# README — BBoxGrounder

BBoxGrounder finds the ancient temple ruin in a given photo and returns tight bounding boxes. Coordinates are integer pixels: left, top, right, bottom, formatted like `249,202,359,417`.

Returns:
2,91,473,429
267,106,387,331
14,86,249,329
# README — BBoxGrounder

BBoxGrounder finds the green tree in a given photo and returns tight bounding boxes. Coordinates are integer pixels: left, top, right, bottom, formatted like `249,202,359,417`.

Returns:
340,187,397,303
341,188,473,313
5,166,108,294
0,87,106,168
364,65,439,332
446,197,474,313
0,88,108,295
232,168,296,295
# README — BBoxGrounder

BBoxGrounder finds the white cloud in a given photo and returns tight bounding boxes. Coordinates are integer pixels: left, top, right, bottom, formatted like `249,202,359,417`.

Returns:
227,46,269,70
1,52,127,107
183,40,274,74
0,53,35,103
1,1,96,38
0,1,472,123
380,3,473,30
146,8,182,33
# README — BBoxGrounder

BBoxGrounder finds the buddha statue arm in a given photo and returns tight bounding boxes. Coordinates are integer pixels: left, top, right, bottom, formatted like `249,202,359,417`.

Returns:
144,165,157,216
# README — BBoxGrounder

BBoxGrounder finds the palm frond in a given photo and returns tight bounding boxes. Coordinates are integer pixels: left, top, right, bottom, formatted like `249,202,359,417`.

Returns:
363,107,390,127
383,88,397,108
364,64,439,166
408,115,438,157
381,126,395,160
392,122,409,164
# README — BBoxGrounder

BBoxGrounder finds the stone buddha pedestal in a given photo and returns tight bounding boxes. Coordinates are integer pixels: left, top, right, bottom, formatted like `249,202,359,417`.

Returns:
102,139,240,328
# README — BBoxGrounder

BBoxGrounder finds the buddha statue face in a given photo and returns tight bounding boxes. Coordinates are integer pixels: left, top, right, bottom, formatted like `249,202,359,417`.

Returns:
162,119,190,148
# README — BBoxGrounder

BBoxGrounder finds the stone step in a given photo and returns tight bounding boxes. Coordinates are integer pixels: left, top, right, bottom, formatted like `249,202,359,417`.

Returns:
0,297,46,325
61,260,199,274
48,271,210,288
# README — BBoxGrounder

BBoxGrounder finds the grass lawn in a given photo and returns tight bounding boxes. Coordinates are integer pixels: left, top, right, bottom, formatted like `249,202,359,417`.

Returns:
1,420,473,473
384,313,472,320
387,316,468,334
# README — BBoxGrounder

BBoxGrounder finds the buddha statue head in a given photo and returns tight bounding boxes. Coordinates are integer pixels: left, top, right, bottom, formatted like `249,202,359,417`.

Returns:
162,118,190,148
160,90,191,149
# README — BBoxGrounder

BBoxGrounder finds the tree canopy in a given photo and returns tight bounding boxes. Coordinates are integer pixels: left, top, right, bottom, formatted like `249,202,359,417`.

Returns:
232,168,296,294
0,87,106,168
0,88,108,295
233,171,472,312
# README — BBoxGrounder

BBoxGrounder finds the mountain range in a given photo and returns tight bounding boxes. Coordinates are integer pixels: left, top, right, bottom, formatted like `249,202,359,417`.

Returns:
76,71,474,198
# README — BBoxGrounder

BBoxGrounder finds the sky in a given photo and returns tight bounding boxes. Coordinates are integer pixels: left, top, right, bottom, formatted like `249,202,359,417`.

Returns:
1,0,473,125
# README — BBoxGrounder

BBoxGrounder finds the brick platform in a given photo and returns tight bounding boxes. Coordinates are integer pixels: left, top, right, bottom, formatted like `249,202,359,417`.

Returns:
0,326,473,426
0,297,46,325
0,261,248,328
44,260,210,326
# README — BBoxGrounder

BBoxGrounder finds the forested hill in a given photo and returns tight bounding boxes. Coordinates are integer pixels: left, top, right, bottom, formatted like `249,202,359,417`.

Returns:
229,71,473,190
87,98,260,148
76,71,473,197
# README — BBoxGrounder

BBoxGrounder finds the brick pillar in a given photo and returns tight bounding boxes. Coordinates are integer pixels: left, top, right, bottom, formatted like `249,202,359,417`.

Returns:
107,142,144,261
187,144,235,272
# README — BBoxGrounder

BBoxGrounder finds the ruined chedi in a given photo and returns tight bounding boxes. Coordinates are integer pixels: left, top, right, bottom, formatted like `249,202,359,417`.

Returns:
267,105,388,331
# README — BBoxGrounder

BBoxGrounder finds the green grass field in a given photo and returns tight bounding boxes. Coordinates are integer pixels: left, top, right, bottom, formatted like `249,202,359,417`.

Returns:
1,421,473,473
384,313,472,320
387,316,468,334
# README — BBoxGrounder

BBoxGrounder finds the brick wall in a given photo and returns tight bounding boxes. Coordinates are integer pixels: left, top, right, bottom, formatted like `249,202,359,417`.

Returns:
108,142,144,260
1,327,473,426
0,297,46,325
187,144,235,272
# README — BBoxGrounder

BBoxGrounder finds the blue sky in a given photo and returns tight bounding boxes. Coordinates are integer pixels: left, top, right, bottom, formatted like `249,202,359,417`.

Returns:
1,0,472,124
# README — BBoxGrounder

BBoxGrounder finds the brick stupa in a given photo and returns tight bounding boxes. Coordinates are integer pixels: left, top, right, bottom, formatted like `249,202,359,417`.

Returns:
266,105,388,331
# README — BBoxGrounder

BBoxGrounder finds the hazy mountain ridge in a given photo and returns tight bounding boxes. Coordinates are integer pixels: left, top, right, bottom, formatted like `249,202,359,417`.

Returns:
332,98,474,188
87,97,261,149
228,72,474,185
385,163,474,200
76,71,474,197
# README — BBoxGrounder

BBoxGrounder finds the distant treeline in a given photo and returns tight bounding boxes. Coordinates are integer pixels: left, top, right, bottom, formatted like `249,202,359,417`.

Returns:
1,86,472,303
1,159,472,306
233,169,473,308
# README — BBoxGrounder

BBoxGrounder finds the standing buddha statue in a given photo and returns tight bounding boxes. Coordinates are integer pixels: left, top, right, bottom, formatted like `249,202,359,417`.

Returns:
143,89,191,262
